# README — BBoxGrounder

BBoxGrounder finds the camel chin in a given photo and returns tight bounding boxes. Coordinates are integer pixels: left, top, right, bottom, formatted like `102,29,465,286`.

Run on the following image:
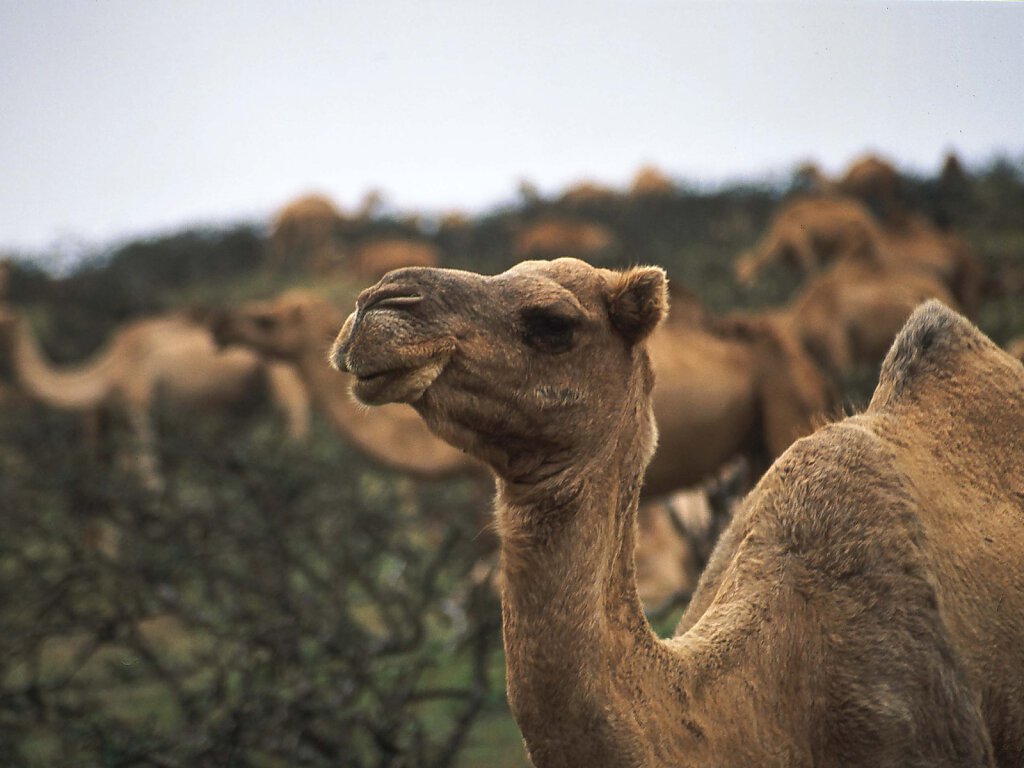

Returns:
350,359,446,405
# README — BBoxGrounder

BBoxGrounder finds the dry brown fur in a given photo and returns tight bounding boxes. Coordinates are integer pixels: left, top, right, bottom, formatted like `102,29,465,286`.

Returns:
331,260,1023,766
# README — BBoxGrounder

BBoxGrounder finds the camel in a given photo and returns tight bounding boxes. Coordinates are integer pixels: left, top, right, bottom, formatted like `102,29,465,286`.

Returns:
764,259,960,380
349,238,440,282
641,289,834,496
629,165,675,196
559,179,619,206
835,153,904,219
734,196,984,314
333,258,1024,766
209,290,477,478
0,308,310,489
267,192,346,273
515,218,618,261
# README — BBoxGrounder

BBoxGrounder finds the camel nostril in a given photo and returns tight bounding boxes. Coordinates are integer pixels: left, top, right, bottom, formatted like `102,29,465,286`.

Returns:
362,289,423,314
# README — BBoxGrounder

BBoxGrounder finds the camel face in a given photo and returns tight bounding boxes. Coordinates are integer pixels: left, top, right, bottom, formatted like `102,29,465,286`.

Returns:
212,293,318,362
332,258,668,480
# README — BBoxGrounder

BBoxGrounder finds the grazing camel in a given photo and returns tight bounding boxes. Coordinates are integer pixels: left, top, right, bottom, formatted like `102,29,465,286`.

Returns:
515,218,617,261
734,196,983,314
766,259,960,380
333,258,1024,766
209,290,477,478
0,308,309,489
734,196,879,285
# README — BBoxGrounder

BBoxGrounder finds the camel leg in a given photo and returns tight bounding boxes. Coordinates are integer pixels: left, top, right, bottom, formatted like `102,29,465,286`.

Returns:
264,362,311,442
125,405,164,493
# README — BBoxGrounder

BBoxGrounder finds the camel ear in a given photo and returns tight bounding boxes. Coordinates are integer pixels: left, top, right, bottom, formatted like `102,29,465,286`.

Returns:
606,266,668,345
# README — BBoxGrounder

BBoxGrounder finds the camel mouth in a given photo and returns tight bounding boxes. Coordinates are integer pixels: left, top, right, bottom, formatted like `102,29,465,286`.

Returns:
351,359,448,405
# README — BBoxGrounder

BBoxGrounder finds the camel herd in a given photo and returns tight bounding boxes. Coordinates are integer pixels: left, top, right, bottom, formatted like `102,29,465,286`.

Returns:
2,154,1022,763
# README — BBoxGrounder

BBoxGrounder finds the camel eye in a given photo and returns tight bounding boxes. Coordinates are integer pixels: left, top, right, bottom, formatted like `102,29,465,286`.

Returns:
521,308,577,354
253,314,277,332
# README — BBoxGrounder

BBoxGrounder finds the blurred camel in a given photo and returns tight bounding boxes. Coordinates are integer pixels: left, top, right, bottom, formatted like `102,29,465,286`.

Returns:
349,238,440,283
735,196,983,314
559,180,618,206
761,259,959,380
643,283,836,496
515,218,617,260
210,290,478,479
0,308,309,489
629,164,675,196
268,193,345,273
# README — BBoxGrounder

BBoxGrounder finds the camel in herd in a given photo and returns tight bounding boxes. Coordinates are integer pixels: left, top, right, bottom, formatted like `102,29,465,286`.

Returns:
333,257,1024,766
349,238,440,282
629,165,675,196
515,217,617,261
0,308,309,489
641,288,834,496
559,179,619,206
793,154,903,220
208,290,477,479
267,193,344,273
763,259,959,380
734,195,983,314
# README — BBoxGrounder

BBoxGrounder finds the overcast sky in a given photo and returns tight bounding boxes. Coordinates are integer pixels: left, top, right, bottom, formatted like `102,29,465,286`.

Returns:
1,1,1022,254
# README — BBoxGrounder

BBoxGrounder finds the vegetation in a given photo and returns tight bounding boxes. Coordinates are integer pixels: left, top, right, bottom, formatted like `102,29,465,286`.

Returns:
1,154,1021,766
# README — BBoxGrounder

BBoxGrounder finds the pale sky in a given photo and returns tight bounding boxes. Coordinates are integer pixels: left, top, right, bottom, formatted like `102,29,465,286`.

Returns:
1,1,1022,254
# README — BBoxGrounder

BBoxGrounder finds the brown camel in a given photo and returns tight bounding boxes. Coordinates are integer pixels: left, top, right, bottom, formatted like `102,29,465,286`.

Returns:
515,217,617,260
559,180,619,206
735,196,983,314
766,259,960,380
836,153,904,219
209,290,476,478
629,164,675,196
641,291,833,496
268,192,345,273
349,238,440,282
0,308,309,489
333,258,1024,766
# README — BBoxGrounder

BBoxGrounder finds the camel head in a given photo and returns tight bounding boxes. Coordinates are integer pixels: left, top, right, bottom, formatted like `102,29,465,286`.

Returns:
211,290,330,362
331,258,669,482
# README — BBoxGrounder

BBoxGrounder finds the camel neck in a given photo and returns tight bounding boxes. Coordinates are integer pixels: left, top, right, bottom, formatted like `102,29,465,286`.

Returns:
11,319,113,410
495,403,670,766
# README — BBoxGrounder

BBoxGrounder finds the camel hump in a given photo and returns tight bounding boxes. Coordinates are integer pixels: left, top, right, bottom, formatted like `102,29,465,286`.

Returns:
874,299,994,403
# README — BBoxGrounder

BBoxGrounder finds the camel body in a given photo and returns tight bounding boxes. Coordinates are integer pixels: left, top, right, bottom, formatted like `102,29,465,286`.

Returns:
644,311,830,495
333,258,1024,767
0,310,309,487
